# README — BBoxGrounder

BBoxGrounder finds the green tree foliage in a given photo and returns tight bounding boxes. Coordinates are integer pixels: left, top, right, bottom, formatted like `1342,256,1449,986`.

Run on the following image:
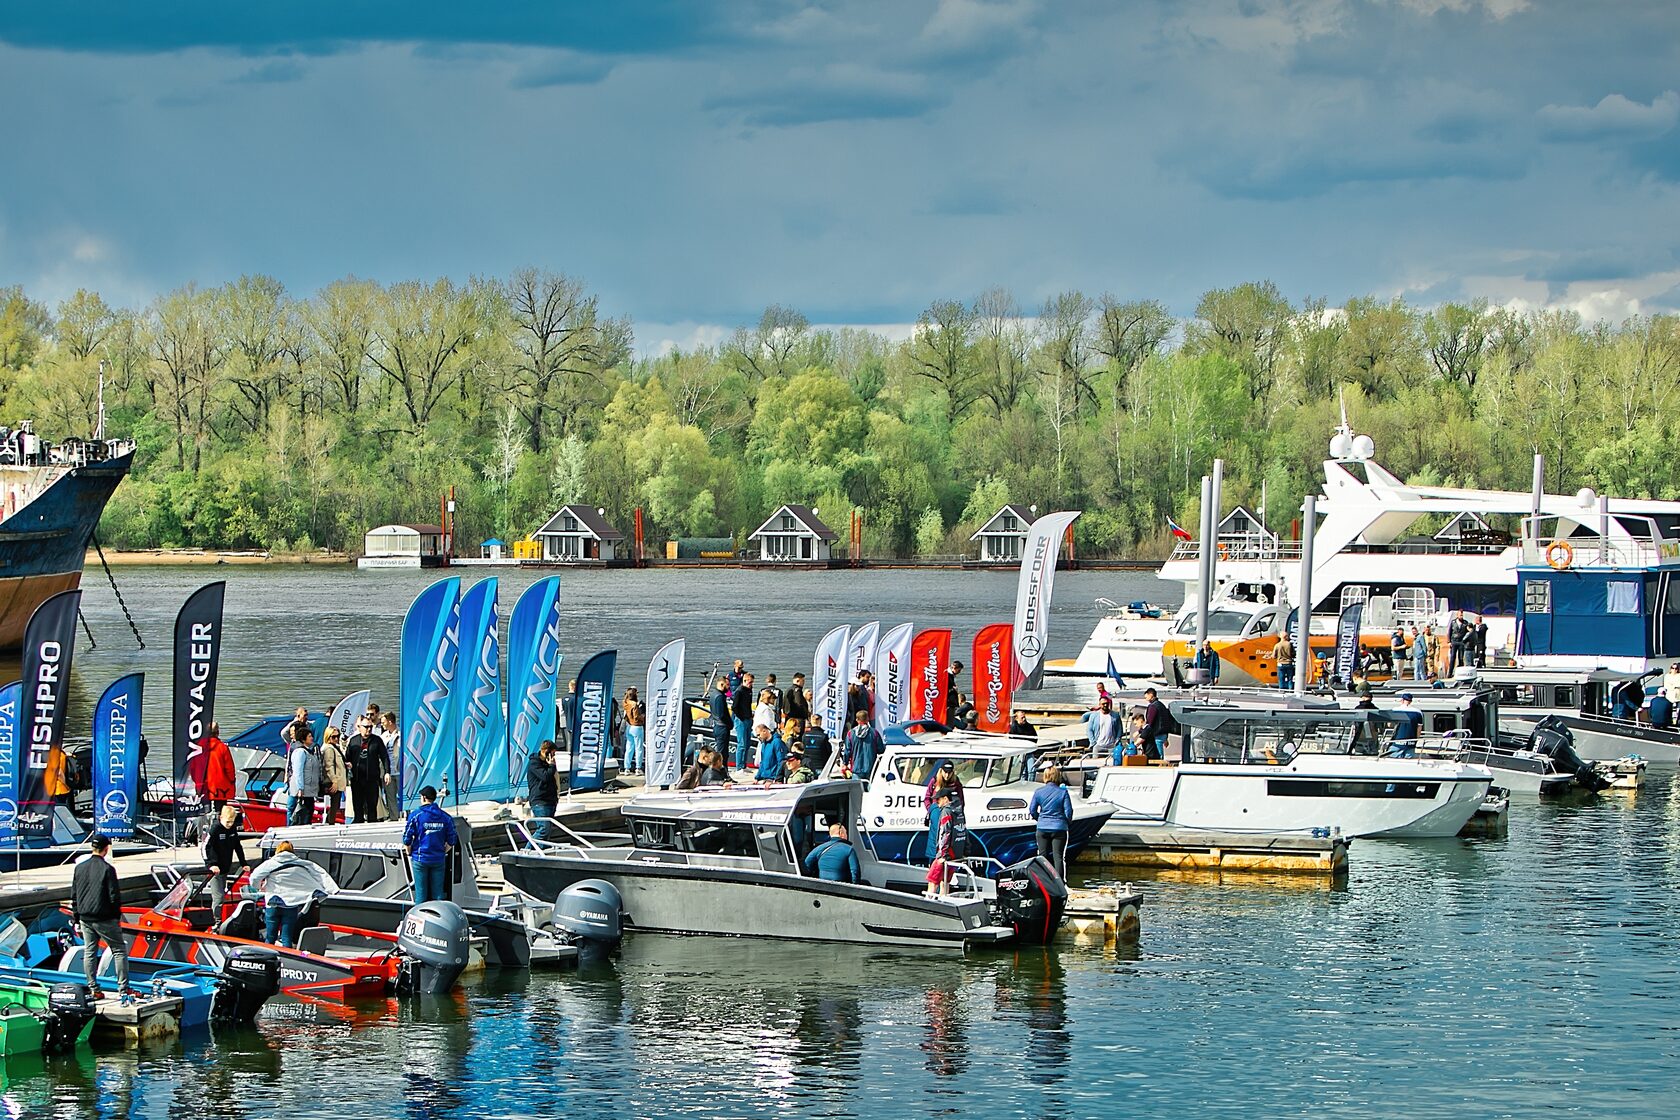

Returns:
3,272,1677,559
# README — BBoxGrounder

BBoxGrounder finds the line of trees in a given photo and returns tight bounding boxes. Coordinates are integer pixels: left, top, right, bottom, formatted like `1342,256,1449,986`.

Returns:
2,274,1678,558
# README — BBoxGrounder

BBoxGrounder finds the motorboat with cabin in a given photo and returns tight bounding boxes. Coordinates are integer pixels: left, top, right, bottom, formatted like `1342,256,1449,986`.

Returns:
1055,417,1680,684
848,729,1115,866
1085,699,1494,838
499,779,1083,951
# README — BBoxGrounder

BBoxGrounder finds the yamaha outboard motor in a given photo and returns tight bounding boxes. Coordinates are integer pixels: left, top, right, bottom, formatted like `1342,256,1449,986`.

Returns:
210,945,282,1024
1528,716,1613,793
395,900,472,995
992,857,1069,946
41,982,96,1053
554,879,624,967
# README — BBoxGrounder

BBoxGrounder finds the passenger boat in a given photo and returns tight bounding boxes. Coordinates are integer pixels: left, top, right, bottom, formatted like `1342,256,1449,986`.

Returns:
123,873,472,999
853,730,1115,866
0,423,135,650
1086,700,1494,838
499,780,1081,951
1477,667,1680,767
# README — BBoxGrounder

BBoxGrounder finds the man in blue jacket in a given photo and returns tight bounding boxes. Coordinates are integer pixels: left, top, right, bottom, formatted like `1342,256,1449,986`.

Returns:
404,786,458,906
802,822,860,883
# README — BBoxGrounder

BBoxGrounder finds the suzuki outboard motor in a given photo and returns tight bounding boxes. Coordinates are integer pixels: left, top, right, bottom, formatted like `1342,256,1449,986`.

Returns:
395,900,472,995
992,857,1069,946
1528,716,1613,793
41,982,95,1054
210,945,281,1024
554,879,623,967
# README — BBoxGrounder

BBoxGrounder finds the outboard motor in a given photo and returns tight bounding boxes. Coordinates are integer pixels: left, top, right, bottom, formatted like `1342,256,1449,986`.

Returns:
992,857,1069,946
395,901,472,995
41,982,96,1053
1528,716,1613,793
553,879,624,967
210,945,282,1024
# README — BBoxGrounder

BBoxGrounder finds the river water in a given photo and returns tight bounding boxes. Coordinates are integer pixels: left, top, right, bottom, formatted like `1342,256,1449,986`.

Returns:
5,566,1680,1118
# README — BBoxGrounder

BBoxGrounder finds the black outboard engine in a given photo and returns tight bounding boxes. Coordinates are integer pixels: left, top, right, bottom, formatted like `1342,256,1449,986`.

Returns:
210,945,282,1024
554,879,624,967
992,857,1069,946
395,900,472,995
41,982,96,1054
1528,716,1613,793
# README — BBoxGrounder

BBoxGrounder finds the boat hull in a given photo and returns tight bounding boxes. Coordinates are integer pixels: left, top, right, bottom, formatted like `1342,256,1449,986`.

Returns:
500,854,1003,951
866,812,1109,867
124,922,393,1001
1500,711,1680,767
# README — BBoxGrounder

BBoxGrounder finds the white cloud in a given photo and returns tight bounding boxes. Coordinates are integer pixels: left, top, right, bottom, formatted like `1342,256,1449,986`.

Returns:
1538,90,1680,142
1399,0,1531,20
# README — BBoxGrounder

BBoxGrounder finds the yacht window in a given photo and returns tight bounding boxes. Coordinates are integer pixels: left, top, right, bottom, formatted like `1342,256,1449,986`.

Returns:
631,820,679,850
1245,609,1280,636
987,754,1025,786
1524,580,1551,615
1552,687,1576,709
1607,581,1640,614
1204,609,1254,637
680,822,758,857
302,851,392,893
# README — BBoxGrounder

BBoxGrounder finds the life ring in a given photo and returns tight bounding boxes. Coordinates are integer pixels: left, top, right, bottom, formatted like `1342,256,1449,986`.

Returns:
1545,540,1574,570
1218,543,1230,560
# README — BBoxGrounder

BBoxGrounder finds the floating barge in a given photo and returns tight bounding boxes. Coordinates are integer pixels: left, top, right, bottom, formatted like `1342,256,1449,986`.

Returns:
1074,824,1350,878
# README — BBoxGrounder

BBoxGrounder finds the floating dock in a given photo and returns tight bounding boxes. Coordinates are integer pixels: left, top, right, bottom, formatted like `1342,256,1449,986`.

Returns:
92,993,185,1043
1062,886,1143,942
1075,825,1349,878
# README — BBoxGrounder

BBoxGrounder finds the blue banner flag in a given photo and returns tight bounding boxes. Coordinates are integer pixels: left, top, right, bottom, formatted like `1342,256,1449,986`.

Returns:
569,650,617,793
94,673,144,839
0,682,21,845
453,578,508,804
507,576,563,797
400,577,461,811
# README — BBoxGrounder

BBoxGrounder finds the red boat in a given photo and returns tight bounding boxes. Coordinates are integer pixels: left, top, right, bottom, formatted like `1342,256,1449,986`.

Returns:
123,875,470,1000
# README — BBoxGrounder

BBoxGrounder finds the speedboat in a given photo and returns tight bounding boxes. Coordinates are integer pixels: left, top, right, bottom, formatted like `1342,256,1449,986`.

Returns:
1086,699,1494,838
1478,667,1680,767
123,872,472,999
0,975,94,1057
1052,598,1178,678
853,729,1115,866
259,817,571,968
499,779,1076,951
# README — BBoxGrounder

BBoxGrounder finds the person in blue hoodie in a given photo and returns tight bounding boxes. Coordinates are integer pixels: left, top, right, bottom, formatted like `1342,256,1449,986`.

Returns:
404,786,458,906
754,724,788,782
1027,765,1074,879
842,710,883,783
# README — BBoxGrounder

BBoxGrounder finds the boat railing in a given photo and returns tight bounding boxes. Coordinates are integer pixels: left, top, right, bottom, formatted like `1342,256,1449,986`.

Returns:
946,856,1006,898
504,817,624,853
1520,514,1673,568
1167,541,1304,563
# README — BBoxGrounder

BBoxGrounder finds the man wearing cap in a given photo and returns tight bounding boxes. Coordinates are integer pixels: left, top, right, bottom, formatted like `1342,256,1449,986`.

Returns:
1388,693,1422,757
72,834,134,998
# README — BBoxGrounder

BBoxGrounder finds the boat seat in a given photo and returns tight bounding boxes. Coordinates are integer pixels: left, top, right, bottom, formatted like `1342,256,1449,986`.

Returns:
294,926,332,957
218,900,261,941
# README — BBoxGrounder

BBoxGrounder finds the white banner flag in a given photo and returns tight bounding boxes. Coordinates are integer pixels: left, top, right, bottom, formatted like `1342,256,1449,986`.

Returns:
873,623,913,731
1012,510,1082,691
846,621,880,686
813,625,850,739
328,689,372,745
645,639,686,788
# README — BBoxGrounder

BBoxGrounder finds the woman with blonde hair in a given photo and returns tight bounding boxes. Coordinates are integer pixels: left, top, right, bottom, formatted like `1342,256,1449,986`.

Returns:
320,725,349,824
203,803,248,915
1027,764,1073,879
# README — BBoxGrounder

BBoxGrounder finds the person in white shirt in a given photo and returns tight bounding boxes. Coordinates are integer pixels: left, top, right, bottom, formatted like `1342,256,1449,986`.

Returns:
1663,663,1680,704
753,689,778,735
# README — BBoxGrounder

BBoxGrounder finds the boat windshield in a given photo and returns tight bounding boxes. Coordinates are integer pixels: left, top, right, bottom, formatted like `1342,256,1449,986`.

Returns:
154,876,195,917
1173,609,1256,637
1188,717,1400,763
986,754,1027,786
893,755,990,787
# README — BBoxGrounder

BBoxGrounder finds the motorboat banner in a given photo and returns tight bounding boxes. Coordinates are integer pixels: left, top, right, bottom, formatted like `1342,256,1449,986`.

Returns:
399,577,461,811
20,589,82,839
873,623,913,731
453,578,511,802
909,629,952,723
327,689,372,747
846,622,880,686
507,575,563,788
1335,601,1364,684
569,650,617,793
813,625,850,738
973,623,1014,733
93,673,143,838
172,581,225,826
1012,510,1080,691
0,681,20,844
645,638,685,788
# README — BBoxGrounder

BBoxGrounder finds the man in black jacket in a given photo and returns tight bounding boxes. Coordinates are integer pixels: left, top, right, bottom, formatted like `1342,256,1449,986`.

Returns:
709,677,732,762
525,740,559,840
785,672,811,725
72,834,133,998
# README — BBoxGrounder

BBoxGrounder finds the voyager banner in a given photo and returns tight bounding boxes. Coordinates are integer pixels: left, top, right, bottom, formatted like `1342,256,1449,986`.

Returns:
172,581,224,826
973,623,1014,734
507,575,563,791
327,689,372,746
399,577,461,810
454,578,509,803
908,629,952,724
1012,510,1081,691
1334,602,1365,685
813,625,850,739
93,673,143,839
845,622,880,687
0,682,21,845
873,623,913,731
569,650,617,793
18,589,81,840
644,639,686,789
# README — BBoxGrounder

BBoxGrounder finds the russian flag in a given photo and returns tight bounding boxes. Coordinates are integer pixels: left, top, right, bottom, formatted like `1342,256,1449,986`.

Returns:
1167,516,1192,541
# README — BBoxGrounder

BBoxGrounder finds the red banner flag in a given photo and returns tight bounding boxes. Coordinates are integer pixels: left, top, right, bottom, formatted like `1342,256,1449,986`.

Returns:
972,623,1013,733
909,629,952,723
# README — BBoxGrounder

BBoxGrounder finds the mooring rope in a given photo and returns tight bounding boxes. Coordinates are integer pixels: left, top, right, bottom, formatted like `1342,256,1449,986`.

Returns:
92,533,146,648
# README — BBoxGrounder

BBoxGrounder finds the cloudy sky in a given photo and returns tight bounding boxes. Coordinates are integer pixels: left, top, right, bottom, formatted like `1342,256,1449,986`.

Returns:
2,0,1676,352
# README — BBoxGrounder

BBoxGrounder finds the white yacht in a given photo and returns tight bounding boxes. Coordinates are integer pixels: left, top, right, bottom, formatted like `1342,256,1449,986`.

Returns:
1086,700,1493,838
1058,419,1680,686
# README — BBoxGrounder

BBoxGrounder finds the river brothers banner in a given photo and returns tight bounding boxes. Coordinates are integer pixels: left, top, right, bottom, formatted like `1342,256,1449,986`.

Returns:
172,582,225,825
908,629,952,724
94,673,144,838
973,623,1014,734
